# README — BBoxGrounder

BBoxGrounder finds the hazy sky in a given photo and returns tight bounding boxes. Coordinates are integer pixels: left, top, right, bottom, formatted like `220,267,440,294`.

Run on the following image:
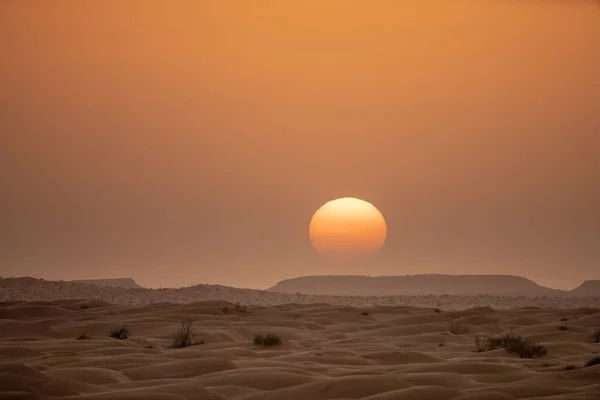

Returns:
1,1,599,290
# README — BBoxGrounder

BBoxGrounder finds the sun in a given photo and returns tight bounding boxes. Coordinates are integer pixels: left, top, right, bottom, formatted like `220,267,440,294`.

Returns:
309,197,387,261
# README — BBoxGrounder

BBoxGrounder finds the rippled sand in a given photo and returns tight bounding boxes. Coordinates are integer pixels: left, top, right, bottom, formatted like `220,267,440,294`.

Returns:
1,300,599,400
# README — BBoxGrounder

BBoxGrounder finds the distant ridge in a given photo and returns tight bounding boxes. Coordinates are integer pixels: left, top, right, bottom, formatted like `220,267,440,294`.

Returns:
569,280,600,297
267,274,567,297
1,277,598,309
71,278,142,289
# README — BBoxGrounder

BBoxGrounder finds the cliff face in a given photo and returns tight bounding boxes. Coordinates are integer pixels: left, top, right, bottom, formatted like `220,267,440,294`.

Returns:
71,278,142,289
569,280,600,296
267,274,565,296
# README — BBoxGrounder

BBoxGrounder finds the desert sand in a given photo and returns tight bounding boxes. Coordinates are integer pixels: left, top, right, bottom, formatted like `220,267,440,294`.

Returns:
1,298,599,400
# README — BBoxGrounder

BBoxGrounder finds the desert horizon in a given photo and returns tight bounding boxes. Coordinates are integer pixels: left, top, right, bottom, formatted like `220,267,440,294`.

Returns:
2,0,600,398
2,273,599,293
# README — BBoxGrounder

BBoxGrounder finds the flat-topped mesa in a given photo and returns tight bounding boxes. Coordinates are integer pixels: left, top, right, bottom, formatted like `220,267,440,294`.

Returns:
570,280,600,297
267,274,566,297
71,278,142,289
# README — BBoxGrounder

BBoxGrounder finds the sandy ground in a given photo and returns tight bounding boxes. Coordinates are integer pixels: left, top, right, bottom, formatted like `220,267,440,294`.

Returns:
1,300,599,400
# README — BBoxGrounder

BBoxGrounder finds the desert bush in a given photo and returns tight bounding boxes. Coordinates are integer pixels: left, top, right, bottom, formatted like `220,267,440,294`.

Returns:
219,306,229,313
171,319,194,349
235,303,247,313
361,311,370,316
76,333,90,340
474,335,494,352
558,326,569,331
560,317,569,322
506,340,547,359
564,364,578,370
592,329,600,343
434,308,442,313
109,325,130,340
474,333,546,358
253,333,282,347
80,303,90,310
584,356,600,368
448,319,466,335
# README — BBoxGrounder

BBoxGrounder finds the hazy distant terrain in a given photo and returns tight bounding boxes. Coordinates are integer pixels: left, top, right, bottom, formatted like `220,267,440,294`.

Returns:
72,278,142,289
268,275,570,296
1,299,600,399
1,277,599,309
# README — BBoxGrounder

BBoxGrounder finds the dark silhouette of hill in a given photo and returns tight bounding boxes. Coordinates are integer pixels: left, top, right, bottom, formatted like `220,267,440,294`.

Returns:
1,277,599,309
570,280,600,296
267,274,567,296
71,278,142,289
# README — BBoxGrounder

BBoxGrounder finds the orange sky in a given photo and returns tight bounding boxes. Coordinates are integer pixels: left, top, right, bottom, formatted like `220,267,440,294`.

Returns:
1,1,599,290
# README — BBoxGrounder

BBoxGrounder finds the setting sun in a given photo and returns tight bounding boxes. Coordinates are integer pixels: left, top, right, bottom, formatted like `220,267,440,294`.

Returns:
309,197,387,260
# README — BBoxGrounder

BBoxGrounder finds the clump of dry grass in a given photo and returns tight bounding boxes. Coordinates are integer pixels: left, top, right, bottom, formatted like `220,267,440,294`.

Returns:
253,333,282,347
109,325,130,340
474,333,547,359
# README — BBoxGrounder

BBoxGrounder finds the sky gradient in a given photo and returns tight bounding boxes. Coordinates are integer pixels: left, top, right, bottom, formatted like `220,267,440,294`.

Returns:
1,0,599,290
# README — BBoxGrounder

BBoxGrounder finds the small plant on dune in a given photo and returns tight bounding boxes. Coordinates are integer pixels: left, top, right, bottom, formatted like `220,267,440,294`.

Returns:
560,317,569,322
253,333,282,347
434,308,442,313
361,311,370,316
109,325,130,340
584,356,600,368
76,333,90,340
592,329,600,343
474,335,495,352
558,326,569,331
218,306,229,314
474,333,547,359
80,303,90,310
170,319,195,349
506,340,547,359
564,364,578,371
448,319,466,335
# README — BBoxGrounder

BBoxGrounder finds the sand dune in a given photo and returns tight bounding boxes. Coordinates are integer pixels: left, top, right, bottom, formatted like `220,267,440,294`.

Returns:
0,299,599,399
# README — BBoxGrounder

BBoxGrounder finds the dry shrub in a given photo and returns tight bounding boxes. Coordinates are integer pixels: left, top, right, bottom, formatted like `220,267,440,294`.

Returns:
235,303,247,313
253,333,282,347
171,319,194,349
76,333,90,340
109,325,130,340
558,326,569,331
474,333,547,359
